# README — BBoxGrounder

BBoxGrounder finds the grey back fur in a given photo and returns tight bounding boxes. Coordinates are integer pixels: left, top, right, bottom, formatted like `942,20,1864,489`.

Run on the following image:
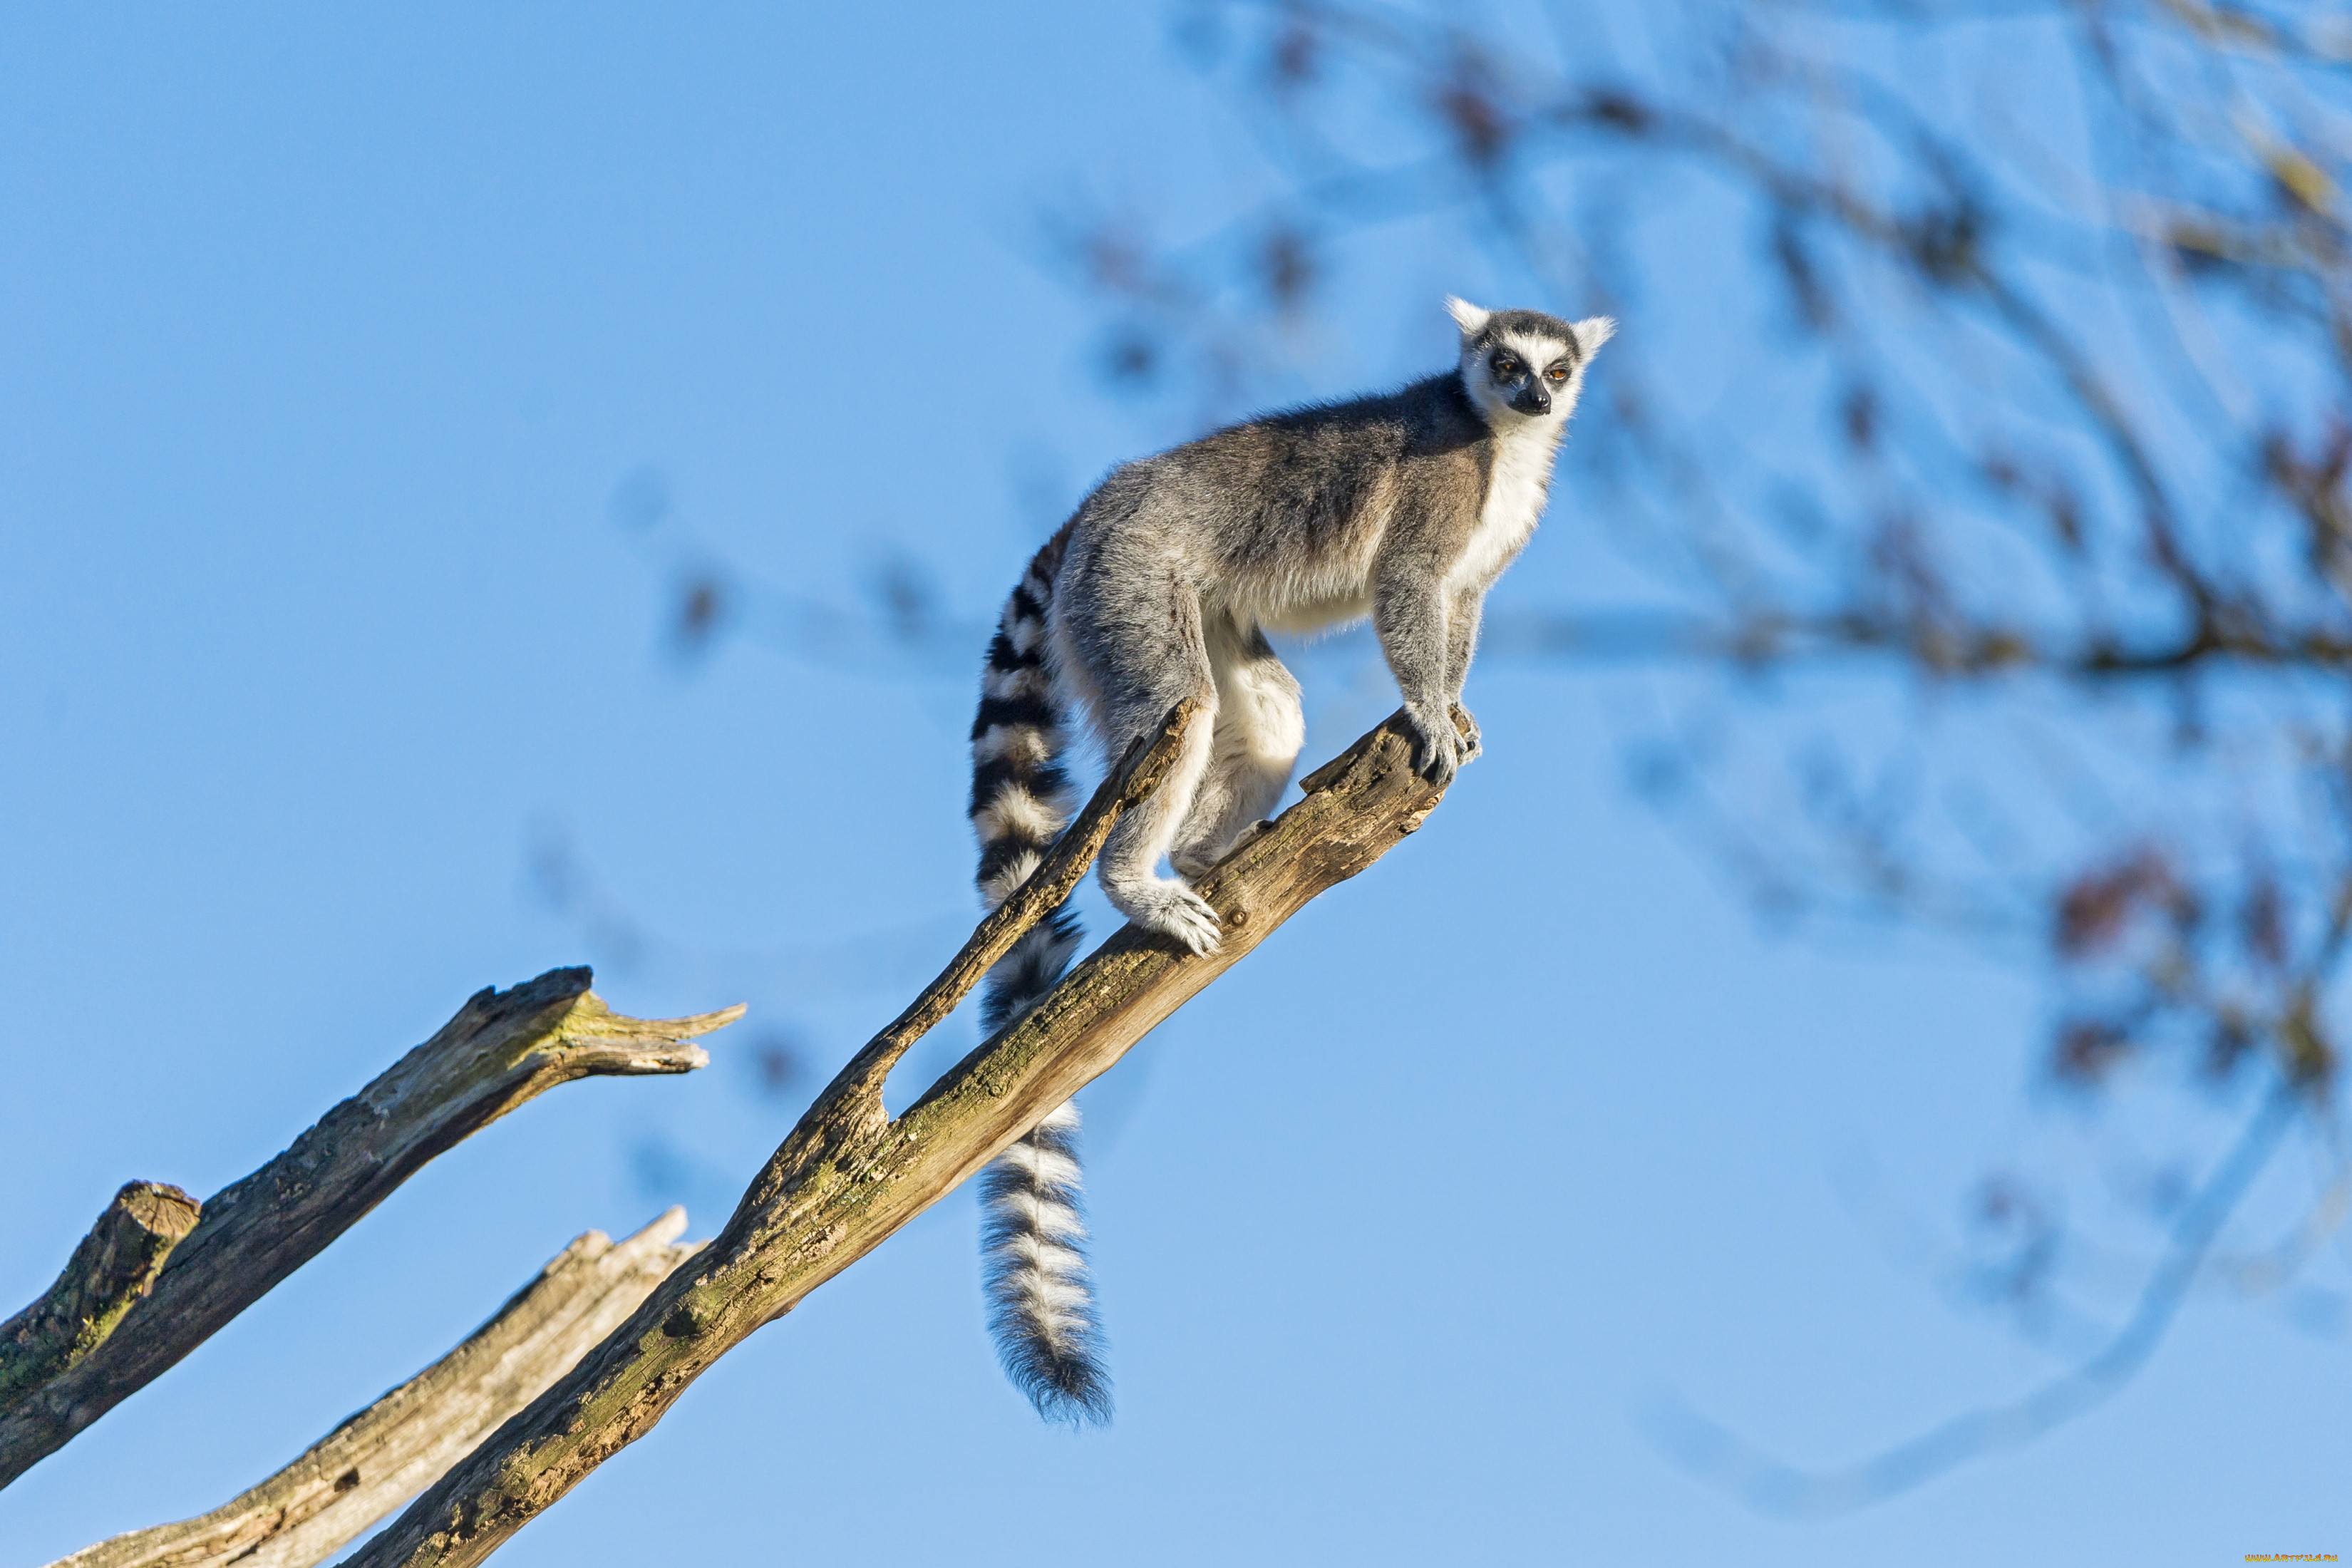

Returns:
1048,300,1611,954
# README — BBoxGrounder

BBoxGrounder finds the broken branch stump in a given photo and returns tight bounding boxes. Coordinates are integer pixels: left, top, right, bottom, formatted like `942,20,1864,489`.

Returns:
0,970,741,1488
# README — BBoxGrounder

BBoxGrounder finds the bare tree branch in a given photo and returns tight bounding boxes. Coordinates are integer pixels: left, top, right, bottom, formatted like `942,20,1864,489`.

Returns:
48,1210,701,1568
341,706,1457,1567
0,1185,202,1420
0,971,743,1490
835,697,1204,1103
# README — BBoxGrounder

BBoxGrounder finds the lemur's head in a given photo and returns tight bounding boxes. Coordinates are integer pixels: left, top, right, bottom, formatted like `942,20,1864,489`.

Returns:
1445,297,1614,430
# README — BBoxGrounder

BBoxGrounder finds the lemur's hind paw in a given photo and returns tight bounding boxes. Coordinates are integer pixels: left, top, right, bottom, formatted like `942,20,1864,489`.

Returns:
1230,817,1278,853
1118,881,1224,955
1170,819,1278,880
1168,847,1215,880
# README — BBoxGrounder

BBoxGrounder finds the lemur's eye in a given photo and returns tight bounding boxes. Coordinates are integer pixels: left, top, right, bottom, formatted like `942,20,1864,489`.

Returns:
1492,356,1520,379
1546,363,1570,383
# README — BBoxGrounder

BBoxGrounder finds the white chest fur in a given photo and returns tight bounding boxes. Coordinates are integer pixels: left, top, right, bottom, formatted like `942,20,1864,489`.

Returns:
1450,423,1558,592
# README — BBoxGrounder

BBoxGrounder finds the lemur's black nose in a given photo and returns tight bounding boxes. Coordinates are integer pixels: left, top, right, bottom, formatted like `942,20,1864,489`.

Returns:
1513,387,1552,415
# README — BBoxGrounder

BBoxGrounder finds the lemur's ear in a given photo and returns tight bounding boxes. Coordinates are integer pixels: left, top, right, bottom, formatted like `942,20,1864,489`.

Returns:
1572,316,1618,354
1444,296,1492,336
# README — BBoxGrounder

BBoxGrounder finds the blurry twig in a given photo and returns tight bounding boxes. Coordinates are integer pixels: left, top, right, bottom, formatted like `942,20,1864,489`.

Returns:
1647,1079,2297,1515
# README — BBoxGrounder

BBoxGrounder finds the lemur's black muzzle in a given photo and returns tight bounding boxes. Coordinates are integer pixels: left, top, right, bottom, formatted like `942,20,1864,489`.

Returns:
1511,385,1553,416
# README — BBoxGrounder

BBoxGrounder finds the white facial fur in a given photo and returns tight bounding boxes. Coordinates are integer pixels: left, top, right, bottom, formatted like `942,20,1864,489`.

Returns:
1445,297,1616,433
1443,294,1492,335
1442,299,1616,594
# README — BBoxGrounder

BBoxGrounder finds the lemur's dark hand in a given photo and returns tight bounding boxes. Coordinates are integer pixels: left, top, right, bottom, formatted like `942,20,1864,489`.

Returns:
1404,703,1465,786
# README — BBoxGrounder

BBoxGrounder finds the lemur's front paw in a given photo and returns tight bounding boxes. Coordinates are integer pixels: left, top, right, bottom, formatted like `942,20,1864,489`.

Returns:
1122,881,1224,956
1450,703,1482,762
1403,706,1463,787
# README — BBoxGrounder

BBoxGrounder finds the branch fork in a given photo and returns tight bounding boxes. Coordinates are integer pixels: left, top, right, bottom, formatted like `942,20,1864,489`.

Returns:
346,702,1460,1567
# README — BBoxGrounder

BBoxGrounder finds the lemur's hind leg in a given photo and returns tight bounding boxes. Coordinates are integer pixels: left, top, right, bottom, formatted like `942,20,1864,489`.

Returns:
1170,618,1304,880
1074,588,1226,956
1098,698,1222,953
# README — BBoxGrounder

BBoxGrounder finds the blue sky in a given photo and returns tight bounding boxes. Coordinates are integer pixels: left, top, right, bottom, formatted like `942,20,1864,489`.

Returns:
0,4,2341,1563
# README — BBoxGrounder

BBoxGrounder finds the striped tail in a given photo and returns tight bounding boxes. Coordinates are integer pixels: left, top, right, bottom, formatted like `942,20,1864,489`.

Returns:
969,526,1110,1425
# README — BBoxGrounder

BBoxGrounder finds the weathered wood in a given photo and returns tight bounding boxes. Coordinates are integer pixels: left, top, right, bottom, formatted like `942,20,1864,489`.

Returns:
47,1210,700,1568
346,707,1456,1567
0,1185,202,1418
837,697,1200,1102
0,970,742,1489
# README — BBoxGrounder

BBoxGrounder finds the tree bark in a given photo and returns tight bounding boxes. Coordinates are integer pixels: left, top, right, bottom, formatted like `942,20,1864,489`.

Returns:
0,972,741,1490
345,706,1453,1567
47,1210,701,1568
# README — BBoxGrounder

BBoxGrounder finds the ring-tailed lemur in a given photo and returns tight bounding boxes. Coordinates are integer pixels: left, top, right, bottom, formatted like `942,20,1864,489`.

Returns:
969,297,1612,1423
